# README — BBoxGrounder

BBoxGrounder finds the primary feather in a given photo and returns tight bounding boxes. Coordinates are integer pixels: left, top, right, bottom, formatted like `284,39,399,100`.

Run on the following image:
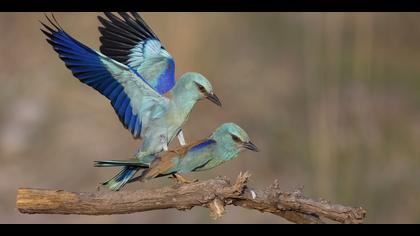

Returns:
41,15,169,139
98,12,176,95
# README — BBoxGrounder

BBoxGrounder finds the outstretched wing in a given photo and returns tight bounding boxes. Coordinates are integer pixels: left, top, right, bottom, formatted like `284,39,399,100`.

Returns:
41,15,167,139
98,12,175,95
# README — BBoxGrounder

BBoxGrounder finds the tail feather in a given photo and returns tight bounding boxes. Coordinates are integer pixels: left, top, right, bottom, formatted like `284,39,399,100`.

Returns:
95,156,156,191
94,159,149,168
102,167,139,191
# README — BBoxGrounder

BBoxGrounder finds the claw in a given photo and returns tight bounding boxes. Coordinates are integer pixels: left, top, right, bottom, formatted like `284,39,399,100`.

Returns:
169,174,198,184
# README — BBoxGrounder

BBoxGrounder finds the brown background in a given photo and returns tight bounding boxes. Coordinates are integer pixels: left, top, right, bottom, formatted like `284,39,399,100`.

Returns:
1,13,420,223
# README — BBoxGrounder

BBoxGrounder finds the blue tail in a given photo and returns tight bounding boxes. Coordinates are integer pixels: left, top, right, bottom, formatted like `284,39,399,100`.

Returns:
102,167,140,191
96,157,154,191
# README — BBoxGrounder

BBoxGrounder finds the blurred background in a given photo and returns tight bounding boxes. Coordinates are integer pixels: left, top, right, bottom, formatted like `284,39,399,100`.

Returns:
1,12,420,223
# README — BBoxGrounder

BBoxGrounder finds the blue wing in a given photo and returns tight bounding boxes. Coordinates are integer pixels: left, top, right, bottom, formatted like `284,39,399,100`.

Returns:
41,15,167,139
190,139,216,151
98,12,175,95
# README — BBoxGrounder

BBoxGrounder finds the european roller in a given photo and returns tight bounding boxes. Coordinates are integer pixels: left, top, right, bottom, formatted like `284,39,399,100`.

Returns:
95,123,259,186
40,13,221,190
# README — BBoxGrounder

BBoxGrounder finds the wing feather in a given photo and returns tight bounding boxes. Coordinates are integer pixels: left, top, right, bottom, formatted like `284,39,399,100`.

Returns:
98,12,176,95
41,15,167,139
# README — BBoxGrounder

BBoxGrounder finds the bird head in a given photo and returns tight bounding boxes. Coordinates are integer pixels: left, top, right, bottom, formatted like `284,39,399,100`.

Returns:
211,123,259,154
177,72,222,107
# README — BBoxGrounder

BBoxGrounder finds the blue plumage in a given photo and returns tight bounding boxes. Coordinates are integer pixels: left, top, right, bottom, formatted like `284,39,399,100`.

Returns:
95,123,259,185
41,14,223,191
98,13,176,95
41,20,143,138
191,139,216,151
103,166,139,191
126,65,153,90
154,59,176,95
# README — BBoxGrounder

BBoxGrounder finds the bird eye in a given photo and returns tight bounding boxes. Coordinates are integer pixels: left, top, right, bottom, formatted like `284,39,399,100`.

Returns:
231,134,242,143
196,84,207,94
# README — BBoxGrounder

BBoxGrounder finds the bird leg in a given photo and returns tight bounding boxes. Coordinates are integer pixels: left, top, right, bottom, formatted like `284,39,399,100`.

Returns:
133,145,142,156
169,174,198,184
160,134,168,151
177,130,186,146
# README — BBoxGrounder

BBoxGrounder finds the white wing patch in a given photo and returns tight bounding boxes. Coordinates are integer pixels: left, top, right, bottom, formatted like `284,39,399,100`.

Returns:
128,39,162,68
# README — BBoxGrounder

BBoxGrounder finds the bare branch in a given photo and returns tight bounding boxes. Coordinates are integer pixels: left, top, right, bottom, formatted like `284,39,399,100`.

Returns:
16,173,366,224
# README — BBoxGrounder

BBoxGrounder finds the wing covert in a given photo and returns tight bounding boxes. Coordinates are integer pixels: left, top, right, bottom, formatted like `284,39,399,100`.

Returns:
98,12,176,95
41,15,167,139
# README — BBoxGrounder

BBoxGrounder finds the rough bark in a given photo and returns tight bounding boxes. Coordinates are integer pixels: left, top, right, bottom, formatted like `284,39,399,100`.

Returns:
16,172,366,224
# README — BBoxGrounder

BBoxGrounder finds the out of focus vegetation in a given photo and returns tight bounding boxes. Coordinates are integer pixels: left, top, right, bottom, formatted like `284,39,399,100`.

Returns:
1,13,420,223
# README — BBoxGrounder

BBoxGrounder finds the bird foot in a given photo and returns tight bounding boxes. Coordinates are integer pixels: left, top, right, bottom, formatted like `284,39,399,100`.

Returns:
170,174,198,184
160,135,168,151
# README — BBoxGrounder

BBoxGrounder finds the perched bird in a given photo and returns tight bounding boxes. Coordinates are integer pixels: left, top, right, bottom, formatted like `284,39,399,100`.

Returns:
40,13,221,190
95,123,259,185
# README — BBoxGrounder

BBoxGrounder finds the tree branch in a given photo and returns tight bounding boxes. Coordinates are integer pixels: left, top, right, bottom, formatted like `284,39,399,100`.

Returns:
16,172,366,224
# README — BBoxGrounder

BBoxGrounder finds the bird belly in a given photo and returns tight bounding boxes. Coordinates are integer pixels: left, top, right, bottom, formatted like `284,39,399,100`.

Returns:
135,118,182,162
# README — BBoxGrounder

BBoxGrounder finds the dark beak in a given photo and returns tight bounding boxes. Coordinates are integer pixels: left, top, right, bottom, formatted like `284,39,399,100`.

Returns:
243,141,259,152
206,93,222,107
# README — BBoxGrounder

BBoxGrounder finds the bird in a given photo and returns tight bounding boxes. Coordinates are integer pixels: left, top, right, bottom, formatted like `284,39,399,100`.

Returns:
40,13,222,191
94,123,259,186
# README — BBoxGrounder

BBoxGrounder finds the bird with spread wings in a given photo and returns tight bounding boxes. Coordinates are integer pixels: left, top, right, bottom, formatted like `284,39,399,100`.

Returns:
41,13,222,190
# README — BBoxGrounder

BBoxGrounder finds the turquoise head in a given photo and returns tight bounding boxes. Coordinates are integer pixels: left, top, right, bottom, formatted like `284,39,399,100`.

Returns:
210,123,259,157
173,72,221,106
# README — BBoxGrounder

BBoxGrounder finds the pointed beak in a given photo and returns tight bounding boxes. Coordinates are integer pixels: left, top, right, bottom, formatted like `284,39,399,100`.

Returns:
206,93,222,107
243,141,259,152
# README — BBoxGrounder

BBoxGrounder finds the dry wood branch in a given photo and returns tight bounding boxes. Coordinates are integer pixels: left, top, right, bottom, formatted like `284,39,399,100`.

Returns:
16,172,366,224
